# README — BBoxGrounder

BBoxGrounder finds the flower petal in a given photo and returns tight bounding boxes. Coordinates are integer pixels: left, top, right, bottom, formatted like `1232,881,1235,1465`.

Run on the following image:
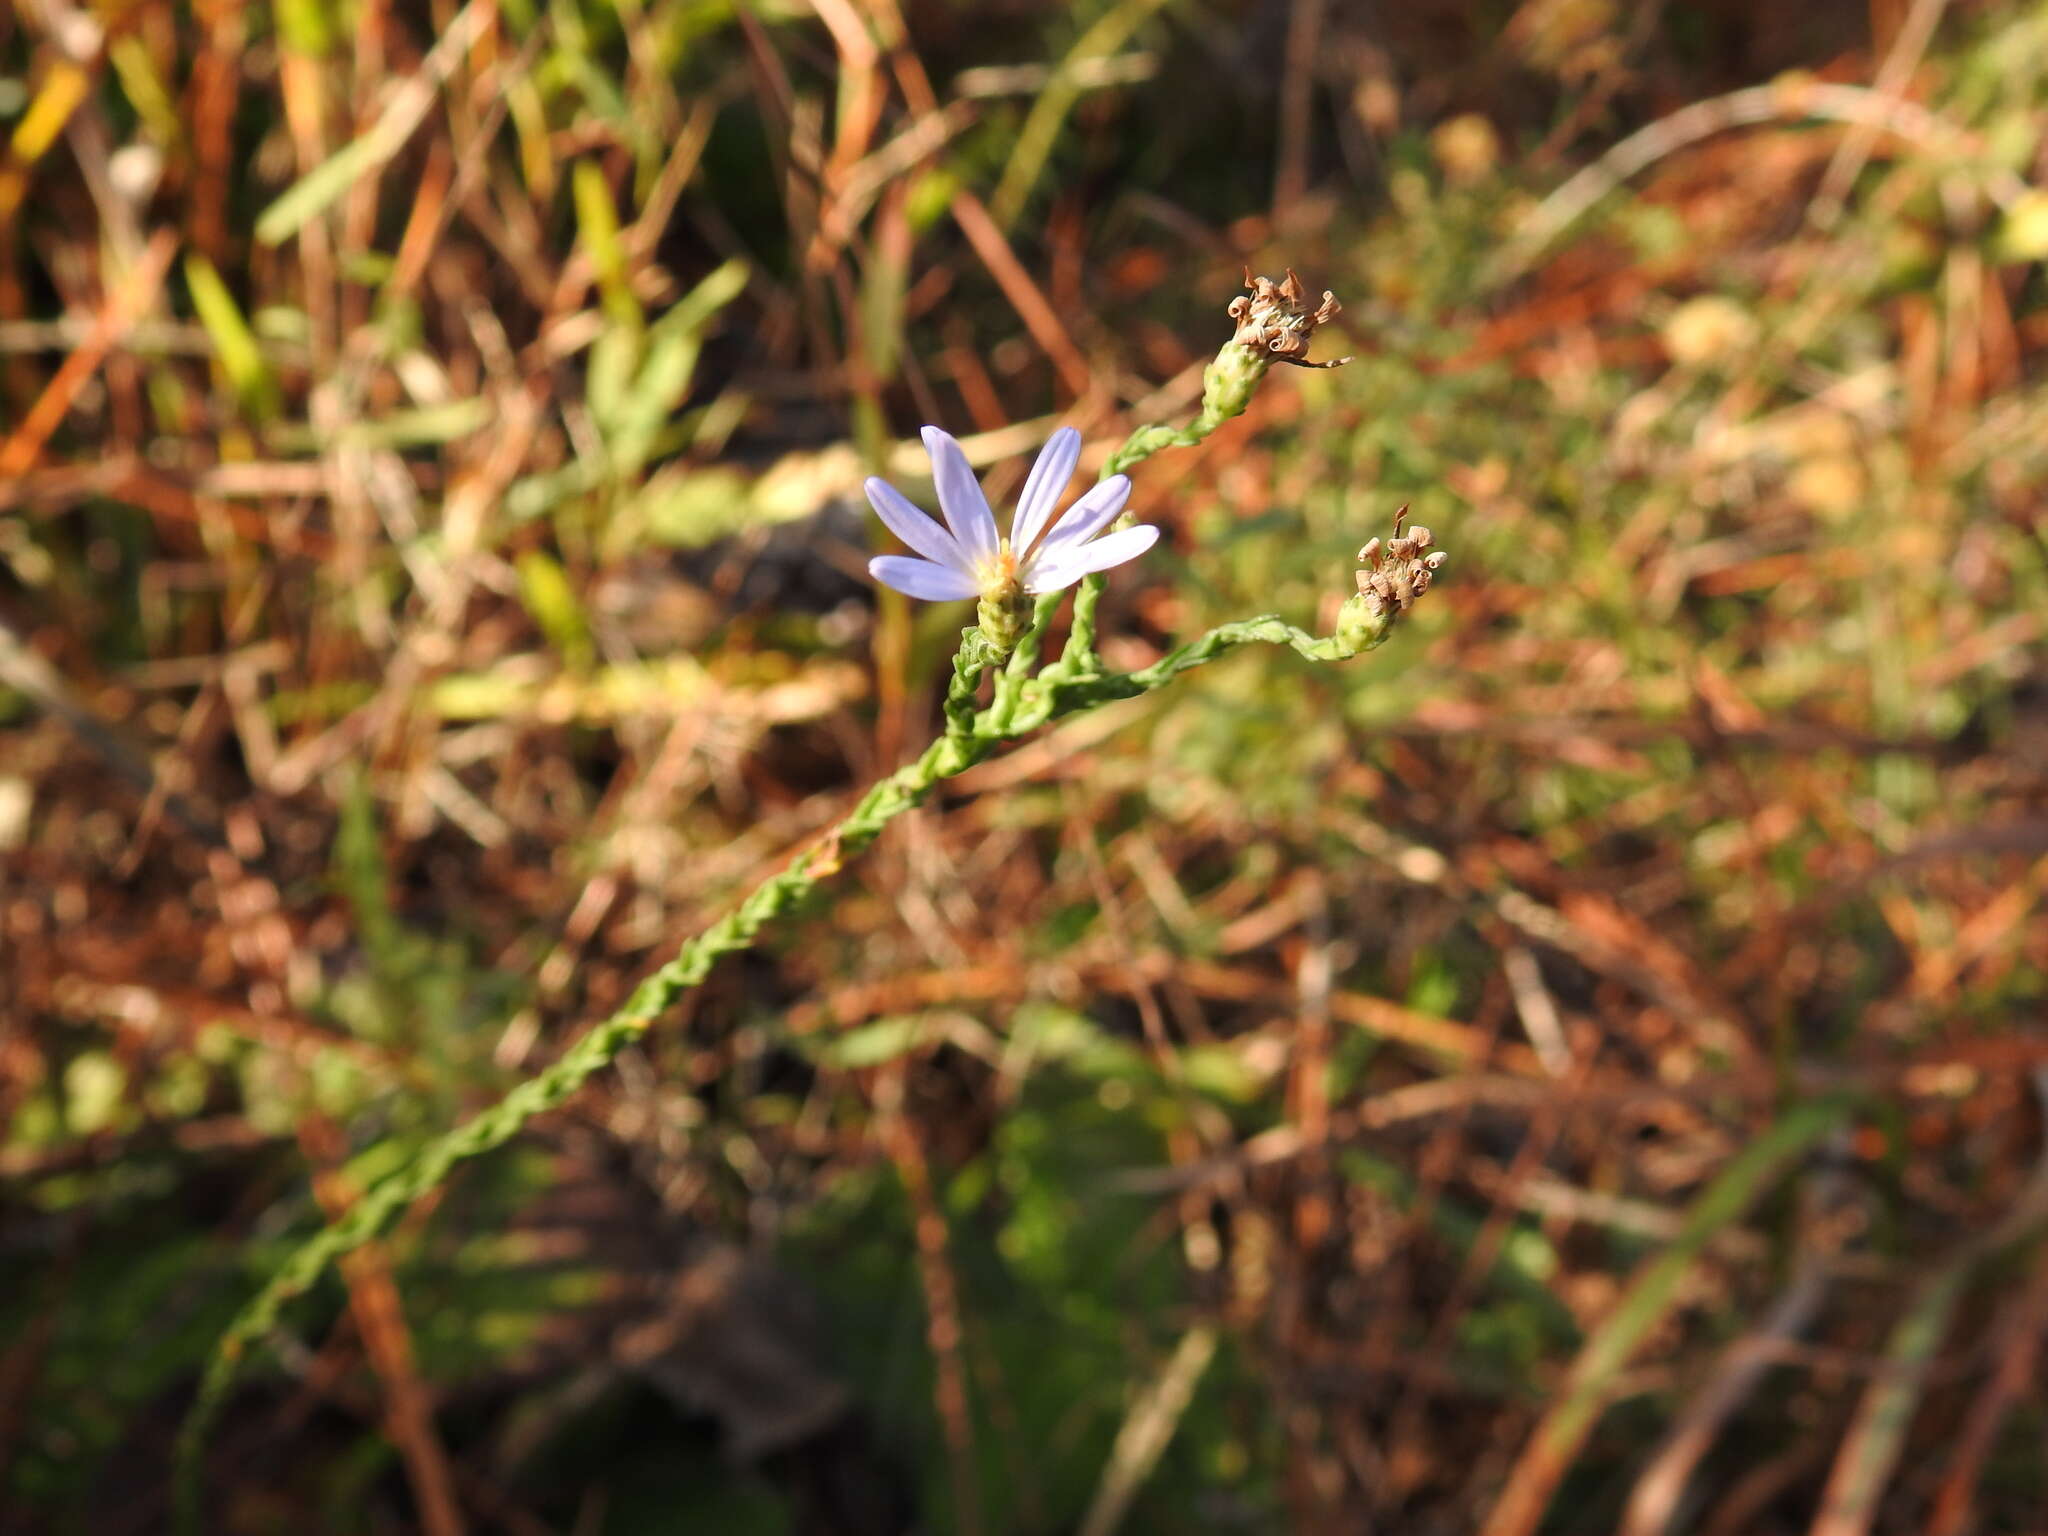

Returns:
1036,474,1131,554
1010,426,1082,553
922,426,999,569
865,477,967,571
869,555,981,601
1022,524,1160,593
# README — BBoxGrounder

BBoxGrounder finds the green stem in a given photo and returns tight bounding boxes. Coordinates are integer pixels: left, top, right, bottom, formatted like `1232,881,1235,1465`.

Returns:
1064,573,1107,677
172,590,1394,1523
175,346,1326,1526
1058,349,1266,676
944,625,1003,735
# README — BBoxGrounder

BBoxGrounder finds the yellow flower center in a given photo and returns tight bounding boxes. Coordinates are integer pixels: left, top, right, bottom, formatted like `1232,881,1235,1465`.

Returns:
978,538,1021,595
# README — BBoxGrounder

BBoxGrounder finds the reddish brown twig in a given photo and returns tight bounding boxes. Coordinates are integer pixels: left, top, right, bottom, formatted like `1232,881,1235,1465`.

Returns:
0,228,177,479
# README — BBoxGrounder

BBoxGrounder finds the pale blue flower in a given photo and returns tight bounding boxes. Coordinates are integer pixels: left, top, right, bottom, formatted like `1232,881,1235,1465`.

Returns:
866,426,1158,602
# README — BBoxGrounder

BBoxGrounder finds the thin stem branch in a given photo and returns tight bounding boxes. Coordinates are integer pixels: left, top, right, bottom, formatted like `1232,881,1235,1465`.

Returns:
1059,367,1264,675
175,322,1364,1528
173,588,1391,1524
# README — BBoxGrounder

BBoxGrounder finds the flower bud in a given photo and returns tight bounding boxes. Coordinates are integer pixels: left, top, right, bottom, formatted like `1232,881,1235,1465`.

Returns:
976,579,1031,654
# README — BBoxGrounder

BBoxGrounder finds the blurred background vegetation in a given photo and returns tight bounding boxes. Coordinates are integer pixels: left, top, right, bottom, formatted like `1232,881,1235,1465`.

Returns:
4,0,2047,1531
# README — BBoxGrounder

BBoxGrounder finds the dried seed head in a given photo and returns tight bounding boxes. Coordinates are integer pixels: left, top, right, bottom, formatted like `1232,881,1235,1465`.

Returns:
1227,268,1351,369
1196,265,1354,428
1351,506,1448,621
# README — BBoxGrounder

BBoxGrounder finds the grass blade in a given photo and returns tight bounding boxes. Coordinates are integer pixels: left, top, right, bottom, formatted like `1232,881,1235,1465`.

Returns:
1479,1098,1853,1536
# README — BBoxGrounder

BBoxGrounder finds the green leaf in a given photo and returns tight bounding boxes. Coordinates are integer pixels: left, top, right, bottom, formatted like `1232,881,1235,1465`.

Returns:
813,1014,941,1070
595,258,746,473
107,37,182,149
861,233,907,381
256,132,399,247
183,255,280,423
515,550,594,671
1995,188,2048,263
629,465,752,548
574,159,638,328
585,323,642,442
274,0,332,56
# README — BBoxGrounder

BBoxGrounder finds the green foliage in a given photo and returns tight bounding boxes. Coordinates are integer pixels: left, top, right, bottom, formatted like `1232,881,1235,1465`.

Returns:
8,3,2048,1532
173,363,1423,1526
183,254,282,424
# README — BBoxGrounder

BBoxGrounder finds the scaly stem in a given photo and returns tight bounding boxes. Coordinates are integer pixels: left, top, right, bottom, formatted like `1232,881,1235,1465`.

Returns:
1058,343,1269,676
178,311,1364,1526
172,592,1397,1526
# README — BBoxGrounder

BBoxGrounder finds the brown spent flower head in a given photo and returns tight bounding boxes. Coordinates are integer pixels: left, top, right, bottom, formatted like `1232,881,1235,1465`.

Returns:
1228,267,1351,369
1353,507,1447,620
